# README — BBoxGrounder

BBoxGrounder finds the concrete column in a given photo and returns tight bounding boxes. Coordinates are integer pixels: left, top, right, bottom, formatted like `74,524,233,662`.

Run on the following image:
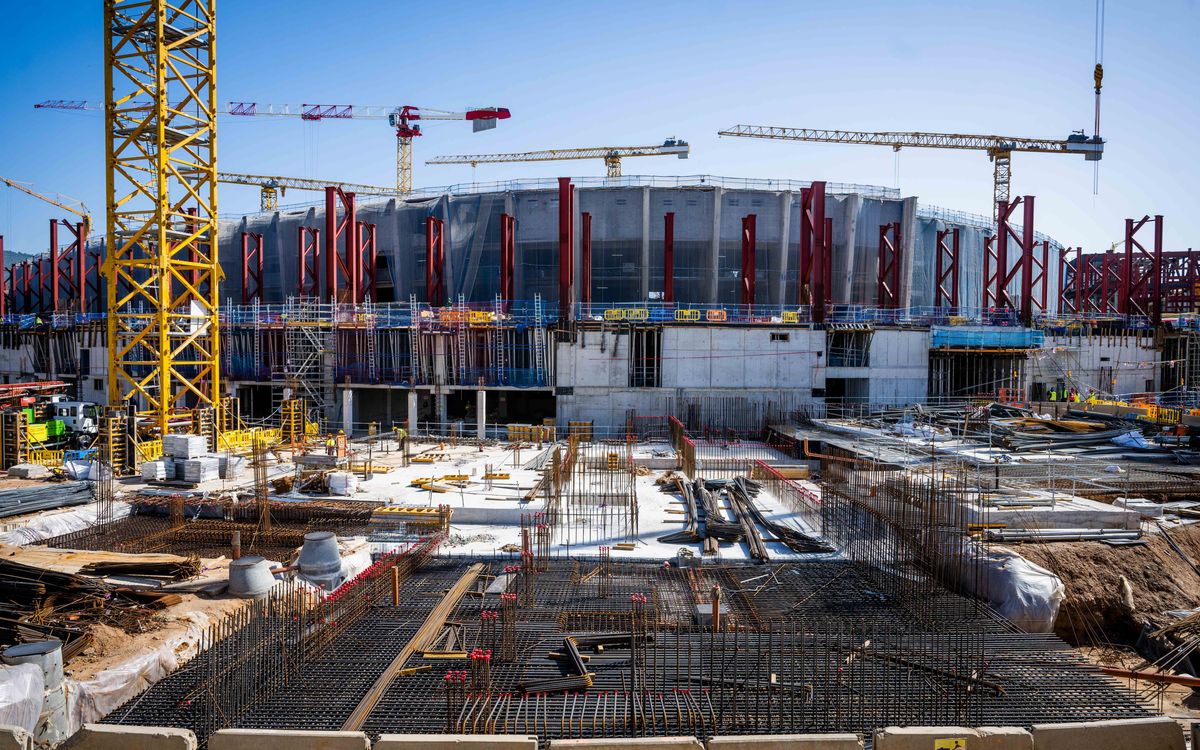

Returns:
341,388,354,436
407,389,418,432
476,389,486,440
436,392,448,426
899,196,919,309
777,191,791,305
641,186,651,300
841,194,862,303
709,187,723,303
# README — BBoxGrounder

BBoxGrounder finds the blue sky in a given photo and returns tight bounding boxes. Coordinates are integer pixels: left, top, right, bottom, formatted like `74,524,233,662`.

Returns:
0,0,1196,254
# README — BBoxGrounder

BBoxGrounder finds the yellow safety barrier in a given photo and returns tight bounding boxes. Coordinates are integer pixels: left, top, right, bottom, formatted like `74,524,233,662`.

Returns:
469,311,495,324
603,308,624,321
438,309,469,324
217,427,283,454
674,309,701,322
625,308,649,321
781,311,800,324
135,440,163,463
706,309,728,322
28,449,64,467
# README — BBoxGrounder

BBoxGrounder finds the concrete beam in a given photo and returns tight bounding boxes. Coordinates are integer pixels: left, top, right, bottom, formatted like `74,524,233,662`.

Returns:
709,733,862,750
776,191,791,306
208,729,369,750
375,735,537,750
476,389,486,439
61,724,196,750
407,389,418,433
342,388,354,436
1030,718,1184,750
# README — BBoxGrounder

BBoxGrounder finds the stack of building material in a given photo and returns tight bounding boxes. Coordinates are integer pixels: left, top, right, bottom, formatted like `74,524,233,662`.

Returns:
0,482,91,520
178,456,220,484
217,454,246,480
140,459,172,482
161,434,209,459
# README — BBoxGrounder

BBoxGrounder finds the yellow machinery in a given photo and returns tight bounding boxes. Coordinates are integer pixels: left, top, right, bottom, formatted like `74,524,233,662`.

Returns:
104,0,220,436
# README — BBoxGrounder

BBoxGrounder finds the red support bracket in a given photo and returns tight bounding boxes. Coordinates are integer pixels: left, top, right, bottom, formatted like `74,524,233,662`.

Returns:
20,262,31,315
580,212,592,306
991,196,1036,324
84,249,102,314
499,213,515,310
1119,214,1164,325
298,226,321,298
877,222,902,309
1028,240,1049,315
663,212,675,303
36,257,47,315
558,177,574,319
241,231,264,304
426,216,445,306
324,186,359,303
799,181,828,322
741,214,757,306
935,227,960,309
357,221,377,302
53,219,87,314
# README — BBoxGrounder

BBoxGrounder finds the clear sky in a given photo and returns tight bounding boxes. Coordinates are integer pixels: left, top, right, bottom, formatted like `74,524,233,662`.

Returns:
0,0,1196,255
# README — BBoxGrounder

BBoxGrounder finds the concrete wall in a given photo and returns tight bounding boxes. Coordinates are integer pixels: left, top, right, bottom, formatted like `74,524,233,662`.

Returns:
868,329,930,406
1030,332,1160,398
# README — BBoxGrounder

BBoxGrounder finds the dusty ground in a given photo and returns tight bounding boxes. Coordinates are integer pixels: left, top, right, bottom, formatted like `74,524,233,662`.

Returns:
1001,524,1200,645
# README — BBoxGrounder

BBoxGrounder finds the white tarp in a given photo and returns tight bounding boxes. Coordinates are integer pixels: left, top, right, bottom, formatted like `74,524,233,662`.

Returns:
0,663,43,734
65,611,209,734
0,502,131,547
327,472,358,496
975,546,1064,633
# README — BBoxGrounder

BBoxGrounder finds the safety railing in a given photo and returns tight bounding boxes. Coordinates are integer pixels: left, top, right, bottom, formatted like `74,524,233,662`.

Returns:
28,449,64,468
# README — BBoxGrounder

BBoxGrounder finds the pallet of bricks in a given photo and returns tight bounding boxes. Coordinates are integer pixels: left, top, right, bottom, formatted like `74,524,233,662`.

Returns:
141,434,246,484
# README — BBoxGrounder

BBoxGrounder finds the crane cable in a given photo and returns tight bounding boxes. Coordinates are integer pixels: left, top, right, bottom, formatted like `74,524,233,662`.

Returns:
1092,0,1105,195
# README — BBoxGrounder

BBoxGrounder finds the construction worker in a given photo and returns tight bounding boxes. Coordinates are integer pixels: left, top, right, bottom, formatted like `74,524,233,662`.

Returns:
1049,389,1057,402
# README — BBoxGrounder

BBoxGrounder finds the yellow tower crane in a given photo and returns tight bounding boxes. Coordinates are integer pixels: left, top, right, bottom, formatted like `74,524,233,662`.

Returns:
216,172,403,212
0,177,92,226
104,0,220,436
426,139,690,177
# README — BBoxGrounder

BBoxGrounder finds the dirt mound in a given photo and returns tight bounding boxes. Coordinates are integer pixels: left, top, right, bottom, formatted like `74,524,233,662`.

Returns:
1003,524,1200,645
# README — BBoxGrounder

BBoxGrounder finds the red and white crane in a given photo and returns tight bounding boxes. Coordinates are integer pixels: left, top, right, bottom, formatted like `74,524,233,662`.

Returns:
35,100,512,194
224,102,511,193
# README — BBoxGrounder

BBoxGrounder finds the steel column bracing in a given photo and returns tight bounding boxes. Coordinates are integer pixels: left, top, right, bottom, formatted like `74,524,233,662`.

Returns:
581,212,592,306
1120,214,1164,325
935,227,960,308
799,181,828,322
988,196,1036,324
1057,246,1081,315
877,222,901,309
558,177,574,320
240,232,264,304
425,216,445,306
358,221,377,302
104,0,221,432
297,226,321,298
740,214,756,306
324,186,359,303
663,212,675,303
1030,240,1049,313
499,212,515,308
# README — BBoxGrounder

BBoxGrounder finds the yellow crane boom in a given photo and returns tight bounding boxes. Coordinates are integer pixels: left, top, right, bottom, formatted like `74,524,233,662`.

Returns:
0,176,91,223
718,125,1103,211
217,172,402,212
427,139,690,177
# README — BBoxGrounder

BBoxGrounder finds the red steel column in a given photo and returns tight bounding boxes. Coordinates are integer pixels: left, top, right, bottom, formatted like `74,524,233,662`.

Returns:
877,222,901,309
1019,197,1035,325
240,231,264,304
799,181,827,322
0,235,5,317
324,187,337,302
558,177,574,319
741,214,756,306
663,212,675,303
499,213,515,308
344,192,358,304
49,220,60,313
580,212,592,306
358,221,377,302
426,216,445,306
1152,215,1164,326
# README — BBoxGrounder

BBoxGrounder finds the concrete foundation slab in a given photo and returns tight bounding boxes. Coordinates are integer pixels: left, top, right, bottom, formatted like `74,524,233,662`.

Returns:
61,724,196,750
375,735,538,750
707,733,863,749
208,728,369,750
1030,717,1184,750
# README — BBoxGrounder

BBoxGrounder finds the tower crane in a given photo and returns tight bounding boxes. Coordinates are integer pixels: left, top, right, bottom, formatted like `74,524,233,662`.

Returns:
0,176,91,225
718,125,1103,216
36,99,511,195
224,102,511,193
216,172,401,212
427,139,690,177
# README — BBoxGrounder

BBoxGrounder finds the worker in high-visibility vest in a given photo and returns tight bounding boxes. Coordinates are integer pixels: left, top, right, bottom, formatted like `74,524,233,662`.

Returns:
1049,389,1058,402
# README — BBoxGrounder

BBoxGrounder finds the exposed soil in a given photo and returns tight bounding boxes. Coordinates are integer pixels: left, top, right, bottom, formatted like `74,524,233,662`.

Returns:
1001,523,1200,646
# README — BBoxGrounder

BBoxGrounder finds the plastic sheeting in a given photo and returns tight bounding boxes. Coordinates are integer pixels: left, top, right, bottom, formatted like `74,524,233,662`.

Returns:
327,472,358,496
0,502,131,547
0,663,43,734
974,545,1065,633
65,611,209,734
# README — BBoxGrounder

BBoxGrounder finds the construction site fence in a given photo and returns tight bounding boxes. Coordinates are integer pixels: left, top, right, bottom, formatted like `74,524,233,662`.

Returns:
219,298,557,327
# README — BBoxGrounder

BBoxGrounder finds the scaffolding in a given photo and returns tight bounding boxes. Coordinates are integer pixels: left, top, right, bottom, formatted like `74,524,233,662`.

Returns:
275,299,334,421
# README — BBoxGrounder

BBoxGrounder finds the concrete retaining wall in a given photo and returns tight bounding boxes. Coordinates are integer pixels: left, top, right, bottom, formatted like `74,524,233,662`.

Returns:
1030,717,1184,750
0,725,29,750
548,739,703,749
375,735,537,750
208,728,370,750
708,733,863,749
60,724,196,750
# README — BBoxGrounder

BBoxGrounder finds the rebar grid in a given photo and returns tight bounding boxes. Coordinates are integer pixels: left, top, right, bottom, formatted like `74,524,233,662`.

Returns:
547,441,639,546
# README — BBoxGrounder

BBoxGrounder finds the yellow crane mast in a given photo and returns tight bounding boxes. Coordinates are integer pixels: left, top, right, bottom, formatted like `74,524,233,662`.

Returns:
104,0,220,435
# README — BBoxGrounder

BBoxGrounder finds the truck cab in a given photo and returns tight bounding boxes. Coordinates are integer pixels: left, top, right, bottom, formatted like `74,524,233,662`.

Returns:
53,401,99,446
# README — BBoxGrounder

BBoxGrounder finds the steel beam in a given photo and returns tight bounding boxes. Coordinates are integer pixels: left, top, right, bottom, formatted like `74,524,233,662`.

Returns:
325,186,359,303
298,226,321,298
799,181,828,322
426,216,445,306
581,211,592,305
935,227,960,309
663,212,675,303
240,232,264,304
741,214,756,306
358,221,377,302
500,212,515,309
1120,214,1164,325
558,177,574,319
877,222,901,309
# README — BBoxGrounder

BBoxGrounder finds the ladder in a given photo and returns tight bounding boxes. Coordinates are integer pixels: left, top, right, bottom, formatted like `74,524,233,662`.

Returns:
364,300,378,384
493,295,506,385
532,294,547,387
456,294,469,385
408,294,423,384
1187,332,1200,402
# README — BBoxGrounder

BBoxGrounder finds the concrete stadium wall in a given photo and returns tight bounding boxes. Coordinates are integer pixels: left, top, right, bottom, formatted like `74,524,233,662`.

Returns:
44,718,1186,750
215,184,1028,309
1030,332,1160,397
